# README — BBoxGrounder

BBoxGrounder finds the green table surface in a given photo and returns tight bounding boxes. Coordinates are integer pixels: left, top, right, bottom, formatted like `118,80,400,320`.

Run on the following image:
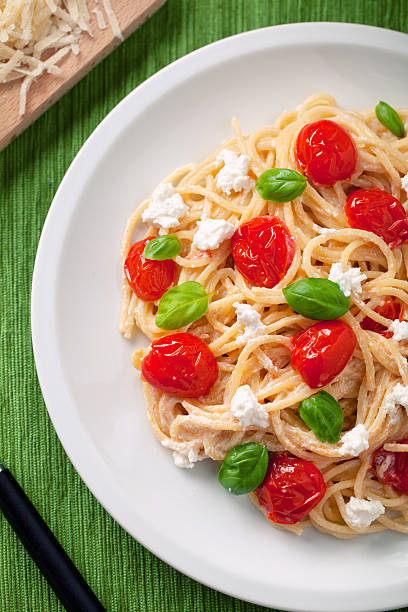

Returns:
1,1,408,610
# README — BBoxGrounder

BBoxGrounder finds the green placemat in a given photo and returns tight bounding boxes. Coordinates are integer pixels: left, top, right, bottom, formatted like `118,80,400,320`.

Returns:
1,1,407,610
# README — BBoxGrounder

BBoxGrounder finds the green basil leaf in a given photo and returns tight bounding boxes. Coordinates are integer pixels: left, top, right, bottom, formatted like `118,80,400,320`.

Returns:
299,391,344,444
375,101,406,138
256,168,307,203
283,278,350,320
143,234,182,260
156,281,209,330
218,442,269,495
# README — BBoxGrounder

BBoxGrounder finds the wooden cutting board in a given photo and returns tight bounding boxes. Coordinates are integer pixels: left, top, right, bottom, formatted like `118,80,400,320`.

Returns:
0,0,166,152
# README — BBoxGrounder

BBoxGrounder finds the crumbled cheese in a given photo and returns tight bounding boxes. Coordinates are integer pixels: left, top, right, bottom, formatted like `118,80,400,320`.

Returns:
401,173,408,198
313,224,336,235
389,319,408,341
230,385,269,429
142,183,188,229
383,383,408,422
344,497,385,528
161,437,203,469
339,424,369,456
172,447,200,469
216,149,255,195
192,217,235,250
328,262,367,297
233,302,266,342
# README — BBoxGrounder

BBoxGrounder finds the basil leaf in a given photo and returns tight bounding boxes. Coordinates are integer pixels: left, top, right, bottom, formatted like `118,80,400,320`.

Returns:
143,234,182,260
375,101,406,138
218,442,269,495
156,281,209,330
256,168,307,203
283,278,350,320
299,391,343,444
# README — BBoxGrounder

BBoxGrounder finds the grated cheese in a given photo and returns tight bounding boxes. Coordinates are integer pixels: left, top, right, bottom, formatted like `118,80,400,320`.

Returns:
101,0,123,41
91,7,106,30
0,0,122,115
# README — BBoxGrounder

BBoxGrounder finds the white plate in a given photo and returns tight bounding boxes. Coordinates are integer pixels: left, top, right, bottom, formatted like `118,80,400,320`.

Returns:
32,23,408,612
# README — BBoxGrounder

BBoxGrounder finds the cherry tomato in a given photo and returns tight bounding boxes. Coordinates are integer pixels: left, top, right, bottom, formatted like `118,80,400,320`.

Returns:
124,237,177,301
371,438,408,495
345,189,408,249
295,119,357,186
255,452,326,524
231,216,295,288
361,297,403,337
141,332,218,398
290,319,356,388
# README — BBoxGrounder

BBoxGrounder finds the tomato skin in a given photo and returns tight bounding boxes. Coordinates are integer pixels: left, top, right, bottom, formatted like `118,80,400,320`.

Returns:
361,297,403,337
231,216,295,288
255,452,326,524
141,332,218,398
371,438,408,495
290,319,356,388
124,237,177,301
295,119,357,186
345,189,408,249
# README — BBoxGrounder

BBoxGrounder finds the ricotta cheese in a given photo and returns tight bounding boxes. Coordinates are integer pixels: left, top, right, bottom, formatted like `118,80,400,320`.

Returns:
193,217,235,250
233,302,266,342
142,183,188,229
389,319,408,341
401,173,408,198
230,385,269,429
216,149,255,195
172,447,200,469
344,496,385,528
328,262,367,297
339,424,369,456
383,383,408,422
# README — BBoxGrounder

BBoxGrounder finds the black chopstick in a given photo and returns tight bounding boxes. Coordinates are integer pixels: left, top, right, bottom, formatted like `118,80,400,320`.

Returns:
0,463,107,612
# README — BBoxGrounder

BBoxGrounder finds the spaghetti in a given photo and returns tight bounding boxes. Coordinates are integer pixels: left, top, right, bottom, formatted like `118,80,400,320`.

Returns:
119,93,408,538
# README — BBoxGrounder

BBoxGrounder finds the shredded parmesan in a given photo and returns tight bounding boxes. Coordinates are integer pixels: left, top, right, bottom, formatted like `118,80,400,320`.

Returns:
0,0,122,115
91,7,106,30
101,0,122,41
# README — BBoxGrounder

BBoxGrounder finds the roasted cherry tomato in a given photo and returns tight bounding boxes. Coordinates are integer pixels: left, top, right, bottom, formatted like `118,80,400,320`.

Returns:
231,216,295,288
345,189,408,249
361,297,403,337
290,319,356,388
141,332,218,398
255,452,326,524
124,237,177,301
295,119,357,186
371,438,408,495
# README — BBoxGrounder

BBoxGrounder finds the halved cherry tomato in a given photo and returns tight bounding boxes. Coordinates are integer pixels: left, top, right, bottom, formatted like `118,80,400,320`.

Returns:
141,332,218,398
371,438,408,495
290,319,356,388
231,216,295,288
295,119,357,186
345,189,408,249
361,297,403,337
124,237,177,301
255,452,326,524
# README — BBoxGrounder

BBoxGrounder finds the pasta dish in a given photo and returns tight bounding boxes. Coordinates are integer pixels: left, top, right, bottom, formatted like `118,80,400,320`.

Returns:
119,93,408,538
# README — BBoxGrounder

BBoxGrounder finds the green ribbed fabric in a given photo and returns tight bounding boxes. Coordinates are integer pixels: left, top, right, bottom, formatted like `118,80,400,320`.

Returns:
0,1,407,610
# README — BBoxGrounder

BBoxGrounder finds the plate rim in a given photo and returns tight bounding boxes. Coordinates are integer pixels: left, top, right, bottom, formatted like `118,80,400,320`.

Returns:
31,22,408,612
